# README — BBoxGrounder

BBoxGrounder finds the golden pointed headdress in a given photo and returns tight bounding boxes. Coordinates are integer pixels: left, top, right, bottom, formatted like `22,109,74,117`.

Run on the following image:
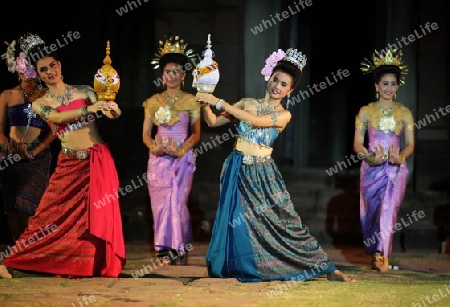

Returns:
150,34,196,69
94,40,120,101
360,48,408,85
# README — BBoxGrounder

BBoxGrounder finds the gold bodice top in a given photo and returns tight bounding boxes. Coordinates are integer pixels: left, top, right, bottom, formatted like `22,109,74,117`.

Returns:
355,102,414,135
142,91,200,126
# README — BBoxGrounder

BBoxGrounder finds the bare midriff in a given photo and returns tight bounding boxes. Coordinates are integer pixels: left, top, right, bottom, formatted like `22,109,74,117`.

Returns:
58,122,103,149
234,138,273,157
9,126,42,144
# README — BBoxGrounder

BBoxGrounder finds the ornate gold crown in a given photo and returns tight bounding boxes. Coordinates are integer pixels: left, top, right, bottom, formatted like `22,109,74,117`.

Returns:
18,33,45,55
151,34,196,69
284,48,307,71
360,48,408,85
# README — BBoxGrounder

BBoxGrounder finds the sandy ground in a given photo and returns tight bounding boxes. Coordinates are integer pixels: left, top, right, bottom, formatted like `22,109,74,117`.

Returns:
0,242,449,307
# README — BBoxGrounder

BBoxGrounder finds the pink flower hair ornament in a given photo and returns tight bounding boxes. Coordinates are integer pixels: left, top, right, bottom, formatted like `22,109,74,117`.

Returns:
261,48,307,81
15,52,37,79
1,40,37,79
261,49,286,81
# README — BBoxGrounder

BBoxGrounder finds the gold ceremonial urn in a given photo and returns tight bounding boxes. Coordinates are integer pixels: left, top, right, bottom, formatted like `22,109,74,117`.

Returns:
94,40,120,101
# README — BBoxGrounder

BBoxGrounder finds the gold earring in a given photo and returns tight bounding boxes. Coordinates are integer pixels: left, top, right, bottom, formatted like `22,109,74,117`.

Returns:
376,92,379,99
394,93,397,100
182,80,185,88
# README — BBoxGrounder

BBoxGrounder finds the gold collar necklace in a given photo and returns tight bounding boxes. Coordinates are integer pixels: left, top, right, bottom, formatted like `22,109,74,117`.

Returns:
164,91,181,105
377,102,393,117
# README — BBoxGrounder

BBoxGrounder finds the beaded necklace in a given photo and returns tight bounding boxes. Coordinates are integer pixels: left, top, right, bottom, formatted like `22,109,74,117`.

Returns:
19,83,40,102
257,99,281,115
48,84,73,105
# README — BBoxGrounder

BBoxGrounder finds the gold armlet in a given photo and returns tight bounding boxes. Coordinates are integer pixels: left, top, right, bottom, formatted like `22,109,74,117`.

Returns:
189,110,200,123
39,106,53,122
355,117,367,130
406,123,414,130
149,144,156,154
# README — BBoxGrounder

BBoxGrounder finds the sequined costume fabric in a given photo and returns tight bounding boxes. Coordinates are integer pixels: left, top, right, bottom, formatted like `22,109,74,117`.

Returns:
206,121,336,282
8,102,47,129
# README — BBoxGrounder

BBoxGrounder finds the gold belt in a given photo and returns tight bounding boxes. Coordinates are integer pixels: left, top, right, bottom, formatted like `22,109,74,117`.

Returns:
61,147,90,160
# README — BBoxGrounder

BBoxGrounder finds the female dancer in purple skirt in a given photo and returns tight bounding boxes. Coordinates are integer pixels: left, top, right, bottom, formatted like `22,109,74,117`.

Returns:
355,49,415,272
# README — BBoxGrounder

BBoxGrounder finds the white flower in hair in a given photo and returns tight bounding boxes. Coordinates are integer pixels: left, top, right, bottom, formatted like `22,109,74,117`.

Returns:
1,40,17,73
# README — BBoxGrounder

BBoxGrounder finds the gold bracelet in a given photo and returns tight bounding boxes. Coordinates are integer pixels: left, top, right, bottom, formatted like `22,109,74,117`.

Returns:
364,153,378,167
178,148,185,156
81,105,89,117
150,145,156,154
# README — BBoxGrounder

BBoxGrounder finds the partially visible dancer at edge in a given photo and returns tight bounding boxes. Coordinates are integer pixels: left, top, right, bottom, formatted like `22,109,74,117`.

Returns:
355,49,415,272
0,33,125,279
142,35,200,265
196,47,355,282
0,34,55,242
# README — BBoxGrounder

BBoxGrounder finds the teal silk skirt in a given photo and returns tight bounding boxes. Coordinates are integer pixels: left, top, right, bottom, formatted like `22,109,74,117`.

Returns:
206,151,336,282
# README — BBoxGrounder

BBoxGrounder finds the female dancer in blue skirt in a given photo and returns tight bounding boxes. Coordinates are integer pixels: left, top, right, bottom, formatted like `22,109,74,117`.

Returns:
196,48,355,283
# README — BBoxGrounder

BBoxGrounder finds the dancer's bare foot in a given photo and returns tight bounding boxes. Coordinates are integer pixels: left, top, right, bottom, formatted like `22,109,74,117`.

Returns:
327,270,356,282
0,265,12,278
